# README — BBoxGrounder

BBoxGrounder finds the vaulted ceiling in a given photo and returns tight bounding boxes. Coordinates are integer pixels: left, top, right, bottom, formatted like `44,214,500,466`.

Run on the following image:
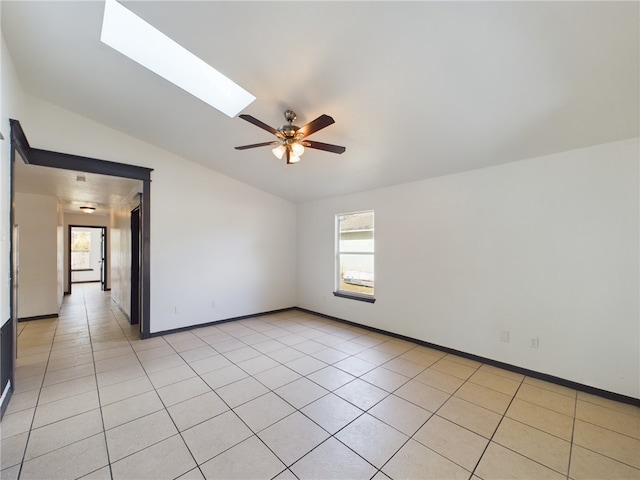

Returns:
3,1,638,205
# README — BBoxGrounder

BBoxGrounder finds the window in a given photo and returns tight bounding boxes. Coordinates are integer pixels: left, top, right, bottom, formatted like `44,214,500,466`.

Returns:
71,230,91,270
101,0,255,117
335,211,375,302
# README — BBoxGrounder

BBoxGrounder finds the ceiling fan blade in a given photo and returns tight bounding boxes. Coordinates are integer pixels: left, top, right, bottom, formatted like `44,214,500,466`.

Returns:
297,114,335,138
304,140,346,154
234,141,279,150
239,114,279,136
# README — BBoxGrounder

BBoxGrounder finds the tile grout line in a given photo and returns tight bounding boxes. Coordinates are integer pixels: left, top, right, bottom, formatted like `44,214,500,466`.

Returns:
131,322,290,478
203,321,342,478
281,335,421,478
11,288,103,477
125,330,207,478
174,320,384,477
374,359,484,478
468,377,583,478
284,347,468,478
467,373,526,479
565,392,579,480
14,305,62,480
188,323,328,478
87,287,128,480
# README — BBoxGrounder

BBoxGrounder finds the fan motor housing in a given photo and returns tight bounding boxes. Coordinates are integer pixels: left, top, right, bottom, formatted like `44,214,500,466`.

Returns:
278,125,300,139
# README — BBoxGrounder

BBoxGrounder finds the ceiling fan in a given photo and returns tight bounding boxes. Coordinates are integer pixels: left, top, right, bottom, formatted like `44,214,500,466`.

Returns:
235,110,346,164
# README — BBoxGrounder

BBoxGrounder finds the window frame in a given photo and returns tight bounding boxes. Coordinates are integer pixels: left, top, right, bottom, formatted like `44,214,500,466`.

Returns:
333,210,376,303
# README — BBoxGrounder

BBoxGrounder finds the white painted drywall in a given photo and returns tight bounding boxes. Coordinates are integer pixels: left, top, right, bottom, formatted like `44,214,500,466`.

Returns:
15,192,61,318
110,191,138,323
19,96,297,333
297,138,639,398
0,30,26,326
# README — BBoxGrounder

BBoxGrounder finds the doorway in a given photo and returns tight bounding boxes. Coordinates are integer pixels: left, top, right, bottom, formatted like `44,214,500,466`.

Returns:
68,226,108,294
5,119,153,420
9,119,153,337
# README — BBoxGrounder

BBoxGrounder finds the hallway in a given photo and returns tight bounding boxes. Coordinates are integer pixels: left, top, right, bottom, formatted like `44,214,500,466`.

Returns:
1,284,639,479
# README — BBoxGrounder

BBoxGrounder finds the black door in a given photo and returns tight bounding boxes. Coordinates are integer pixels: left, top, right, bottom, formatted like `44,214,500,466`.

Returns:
100,227,107,291
130,206,141,325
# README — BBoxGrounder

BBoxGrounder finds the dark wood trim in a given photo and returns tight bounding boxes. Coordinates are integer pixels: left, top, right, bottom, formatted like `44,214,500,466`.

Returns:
71,280,101,284
28,148,152,181
5,121,20,421
333,291,376,303
296,308,640,406
71,269,94,272
18,314,59,322
9,119,30,165
68,225,107,295
148,307,297,338
130,206,141,326
140,181,151,338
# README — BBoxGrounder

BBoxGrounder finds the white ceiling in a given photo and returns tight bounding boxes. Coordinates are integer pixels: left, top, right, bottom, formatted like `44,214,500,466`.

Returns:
13,157,142,216
3,1,638,204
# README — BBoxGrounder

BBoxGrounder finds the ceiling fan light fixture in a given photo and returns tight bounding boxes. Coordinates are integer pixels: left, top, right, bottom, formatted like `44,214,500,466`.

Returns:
236,110,345,164
80,206,96,214
272,144,286,160
291,142,305,157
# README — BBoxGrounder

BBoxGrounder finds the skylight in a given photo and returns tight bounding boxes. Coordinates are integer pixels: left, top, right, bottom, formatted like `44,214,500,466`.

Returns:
101,0,255,118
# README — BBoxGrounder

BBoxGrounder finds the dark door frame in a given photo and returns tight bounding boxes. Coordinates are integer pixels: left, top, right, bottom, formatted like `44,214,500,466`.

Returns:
10,119,153,339
68,225,108,294
100,227,107,291
130,206,141,325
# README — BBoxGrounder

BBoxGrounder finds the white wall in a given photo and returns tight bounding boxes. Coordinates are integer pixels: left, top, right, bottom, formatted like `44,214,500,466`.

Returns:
15,192,61,318
148,149,297,332
0,29,25,325
19,95,298,333
297,138,639,399
110,191,139,321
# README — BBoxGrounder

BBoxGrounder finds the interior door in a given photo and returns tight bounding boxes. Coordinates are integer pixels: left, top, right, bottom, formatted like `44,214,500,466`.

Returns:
100,227,107,291
130,207,140,325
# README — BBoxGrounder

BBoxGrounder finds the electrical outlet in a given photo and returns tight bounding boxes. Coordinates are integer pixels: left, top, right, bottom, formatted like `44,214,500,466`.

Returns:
530,336,539,348
500,331,510,342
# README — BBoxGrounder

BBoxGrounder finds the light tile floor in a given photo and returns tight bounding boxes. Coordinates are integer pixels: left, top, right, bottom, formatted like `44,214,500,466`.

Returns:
2,283,639,479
